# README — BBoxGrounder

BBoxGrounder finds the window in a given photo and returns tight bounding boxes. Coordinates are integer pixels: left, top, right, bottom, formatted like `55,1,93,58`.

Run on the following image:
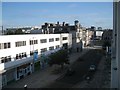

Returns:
56,45,59,49
4,43,7,49
0,43,4,49
8,42,10,48
0,43,1,49
30,51,34,56
0,56,11,63
22,53,24,58
0,42,11,49
30,40,32,45
49,38,54,42
5,57,7,62
41,48,47,53
63,37,67,40
23,41,26,46
24,52,27,57
7,56,11,62
1,57,4,63
19,54,22,59
40,39,47,43
55,38,59,41
15,41,26,47
16,54,19,59
16,52,27,60
34,40,38,44
49,46,54,50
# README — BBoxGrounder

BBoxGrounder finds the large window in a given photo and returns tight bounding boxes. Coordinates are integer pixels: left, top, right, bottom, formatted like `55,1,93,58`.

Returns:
15,41,26,47
49,46,54,50
40,39,47,43
0,56,11,63
4,43,7,49
41,48,47,53
56,45,60,49
0,42,11,49
49,38,54,42
16,52,27,59
55,38,59,41
29,40,38,45
63,37,67,40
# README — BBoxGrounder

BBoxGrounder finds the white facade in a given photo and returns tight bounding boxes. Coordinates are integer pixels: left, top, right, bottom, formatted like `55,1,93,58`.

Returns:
0,33,72,86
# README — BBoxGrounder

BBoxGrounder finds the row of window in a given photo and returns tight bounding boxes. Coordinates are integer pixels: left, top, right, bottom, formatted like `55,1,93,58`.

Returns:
0,56,11,63
16,52,27,59
40,39,47,43
15,41,26,47
30,45,60,54
40,38,59,43
0,45,60,63
0,42,11,49
0,37,64,49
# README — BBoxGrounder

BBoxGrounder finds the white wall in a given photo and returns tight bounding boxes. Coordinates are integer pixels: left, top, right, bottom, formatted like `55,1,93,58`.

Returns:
0,33,72,71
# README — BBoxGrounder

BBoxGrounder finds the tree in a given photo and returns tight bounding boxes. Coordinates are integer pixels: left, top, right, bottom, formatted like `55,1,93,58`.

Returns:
15,29,25,34
48,49,70,69
102,41,111,50
6,30,14,35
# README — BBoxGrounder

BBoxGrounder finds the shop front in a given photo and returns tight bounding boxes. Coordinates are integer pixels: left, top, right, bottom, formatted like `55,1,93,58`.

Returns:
16,63,32,80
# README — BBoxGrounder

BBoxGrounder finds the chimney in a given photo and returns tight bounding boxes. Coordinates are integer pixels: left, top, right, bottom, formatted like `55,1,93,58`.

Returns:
63,22,65,26
57,21,59,25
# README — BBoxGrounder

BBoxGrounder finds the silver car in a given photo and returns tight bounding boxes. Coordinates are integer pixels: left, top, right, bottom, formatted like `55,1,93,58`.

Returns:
89,65,96,71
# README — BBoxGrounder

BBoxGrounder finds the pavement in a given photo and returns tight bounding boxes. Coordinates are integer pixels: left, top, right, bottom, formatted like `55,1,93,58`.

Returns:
4,48,89,88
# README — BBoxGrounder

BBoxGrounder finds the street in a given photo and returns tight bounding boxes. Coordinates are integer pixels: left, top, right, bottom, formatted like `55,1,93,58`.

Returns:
3,48,105,88
44,49,104,88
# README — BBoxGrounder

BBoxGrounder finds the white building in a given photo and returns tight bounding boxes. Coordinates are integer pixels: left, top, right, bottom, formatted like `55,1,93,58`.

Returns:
0,33,72,87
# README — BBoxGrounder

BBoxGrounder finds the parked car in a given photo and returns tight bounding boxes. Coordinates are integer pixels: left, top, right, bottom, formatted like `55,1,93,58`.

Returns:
89,65,96,71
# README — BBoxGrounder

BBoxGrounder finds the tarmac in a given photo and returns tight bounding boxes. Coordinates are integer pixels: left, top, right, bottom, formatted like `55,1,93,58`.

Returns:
4,47,111,88
73,50,111,88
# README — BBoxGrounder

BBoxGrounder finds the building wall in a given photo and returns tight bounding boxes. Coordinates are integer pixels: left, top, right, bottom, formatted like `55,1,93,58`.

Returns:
0,33,72,71
0,33,72,86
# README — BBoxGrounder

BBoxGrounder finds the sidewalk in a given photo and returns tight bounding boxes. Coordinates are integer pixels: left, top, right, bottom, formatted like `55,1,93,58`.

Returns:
4,48,89,88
